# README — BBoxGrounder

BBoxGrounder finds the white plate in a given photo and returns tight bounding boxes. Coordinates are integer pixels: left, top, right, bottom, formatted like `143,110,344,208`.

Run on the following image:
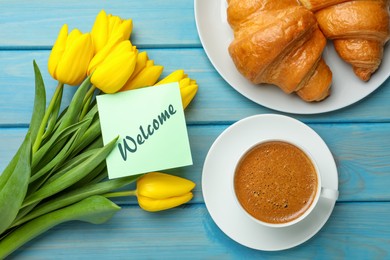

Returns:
202,114,338,250
194,0,390,114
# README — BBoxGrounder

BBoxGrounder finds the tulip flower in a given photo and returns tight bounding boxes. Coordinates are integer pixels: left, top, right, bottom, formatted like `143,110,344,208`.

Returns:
180,81,198,109
136,172,195,212
91,9,133,54
155,70,199,109
48,24,94,86
104,172,196,212
127,51,148,82
89,40,137,93
120,59,164,91
155,69,186,86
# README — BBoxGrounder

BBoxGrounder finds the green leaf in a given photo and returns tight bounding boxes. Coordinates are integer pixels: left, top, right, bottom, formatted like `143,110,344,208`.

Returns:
71,118,101,156
32,118,93,170
13,176,138,227
22,137,118,207
12,202,39,228
57,76,92,132
70,161,106,189
0,133,31,234
0,151,20,192
0,196,120,258
29,128,82,184
41,84,63,141
30,61,46,143
32,82,63,154
89,169,110,184
43,147,100,186
68,107,99,157
80,135,104,153
0,61,45,190
30,116,94,184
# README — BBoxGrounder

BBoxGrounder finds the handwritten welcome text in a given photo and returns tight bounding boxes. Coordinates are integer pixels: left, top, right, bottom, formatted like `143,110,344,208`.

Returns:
117,104,177,161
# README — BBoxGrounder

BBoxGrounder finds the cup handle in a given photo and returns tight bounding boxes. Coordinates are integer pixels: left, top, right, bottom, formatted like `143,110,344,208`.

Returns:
320,187,339,201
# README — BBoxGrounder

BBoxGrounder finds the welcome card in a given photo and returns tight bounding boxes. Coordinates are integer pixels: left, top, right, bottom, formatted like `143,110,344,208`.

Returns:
97,83,193,179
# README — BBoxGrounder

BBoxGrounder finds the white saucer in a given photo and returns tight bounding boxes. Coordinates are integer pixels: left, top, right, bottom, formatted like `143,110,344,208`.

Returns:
202,114,338,250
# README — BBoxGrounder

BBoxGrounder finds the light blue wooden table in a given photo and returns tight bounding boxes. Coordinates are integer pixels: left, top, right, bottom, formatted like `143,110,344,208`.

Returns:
1,0,390,259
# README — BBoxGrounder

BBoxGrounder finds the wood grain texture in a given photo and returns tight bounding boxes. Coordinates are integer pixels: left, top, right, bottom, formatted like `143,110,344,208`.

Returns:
7,203,390,259
0,0,199,48
1,50,390,126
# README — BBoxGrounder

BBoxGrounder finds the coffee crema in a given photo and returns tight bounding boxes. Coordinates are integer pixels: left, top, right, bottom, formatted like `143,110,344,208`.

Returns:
234,141,318,224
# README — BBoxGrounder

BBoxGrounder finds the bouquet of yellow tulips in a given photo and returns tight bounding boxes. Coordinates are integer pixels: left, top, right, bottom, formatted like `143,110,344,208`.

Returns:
0,10,197,258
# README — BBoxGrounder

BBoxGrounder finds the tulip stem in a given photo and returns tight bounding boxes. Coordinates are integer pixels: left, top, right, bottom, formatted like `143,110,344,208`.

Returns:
79,85,97,120
103,190,137,198
32,82,64,154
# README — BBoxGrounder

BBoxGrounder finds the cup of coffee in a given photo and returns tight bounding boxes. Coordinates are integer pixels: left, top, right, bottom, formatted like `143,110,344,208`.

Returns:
233,139,338,228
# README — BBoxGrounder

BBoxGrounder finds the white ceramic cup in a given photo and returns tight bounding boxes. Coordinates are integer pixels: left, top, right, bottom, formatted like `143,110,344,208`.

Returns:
232,139,339,228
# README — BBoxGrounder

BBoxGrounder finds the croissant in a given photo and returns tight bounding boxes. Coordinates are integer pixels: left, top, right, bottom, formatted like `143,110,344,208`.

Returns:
299,0,390,81
227,0,332,102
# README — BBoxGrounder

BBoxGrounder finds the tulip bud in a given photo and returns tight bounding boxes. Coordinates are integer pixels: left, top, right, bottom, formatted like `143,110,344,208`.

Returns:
87,33,123,75
155,69,185,86
155,70,198,109
90,40,137,93
48,24,94,86
179,77,190,88
181,83,198,109
137,193,193,213
136,172,195,212
91,10,133,54
120,61,163,91
127,51,148,82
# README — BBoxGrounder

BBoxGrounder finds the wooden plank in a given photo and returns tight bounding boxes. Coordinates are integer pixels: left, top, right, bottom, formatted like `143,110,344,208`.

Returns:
1,124,390,202
8,202,390,259
1,50,390,126
0,0,199,48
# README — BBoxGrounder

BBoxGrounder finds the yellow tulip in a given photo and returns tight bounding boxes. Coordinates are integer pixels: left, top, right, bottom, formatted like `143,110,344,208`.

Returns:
48,24,94,86
90,40,137,93
91,9,133,54
127,51,148,82
87,33,124,75
155,70,199,109
155,69,185,86
120,60,163,91
181,83,198,109
136,172,196,212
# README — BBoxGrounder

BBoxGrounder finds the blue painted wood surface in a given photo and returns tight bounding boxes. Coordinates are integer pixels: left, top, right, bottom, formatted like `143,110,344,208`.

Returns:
0,0,389,258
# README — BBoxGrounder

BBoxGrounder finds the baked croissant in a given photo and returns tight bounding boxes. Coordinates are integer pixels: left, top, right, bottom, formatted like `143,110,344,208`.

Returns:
299,0,390,81
227,0,332,102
